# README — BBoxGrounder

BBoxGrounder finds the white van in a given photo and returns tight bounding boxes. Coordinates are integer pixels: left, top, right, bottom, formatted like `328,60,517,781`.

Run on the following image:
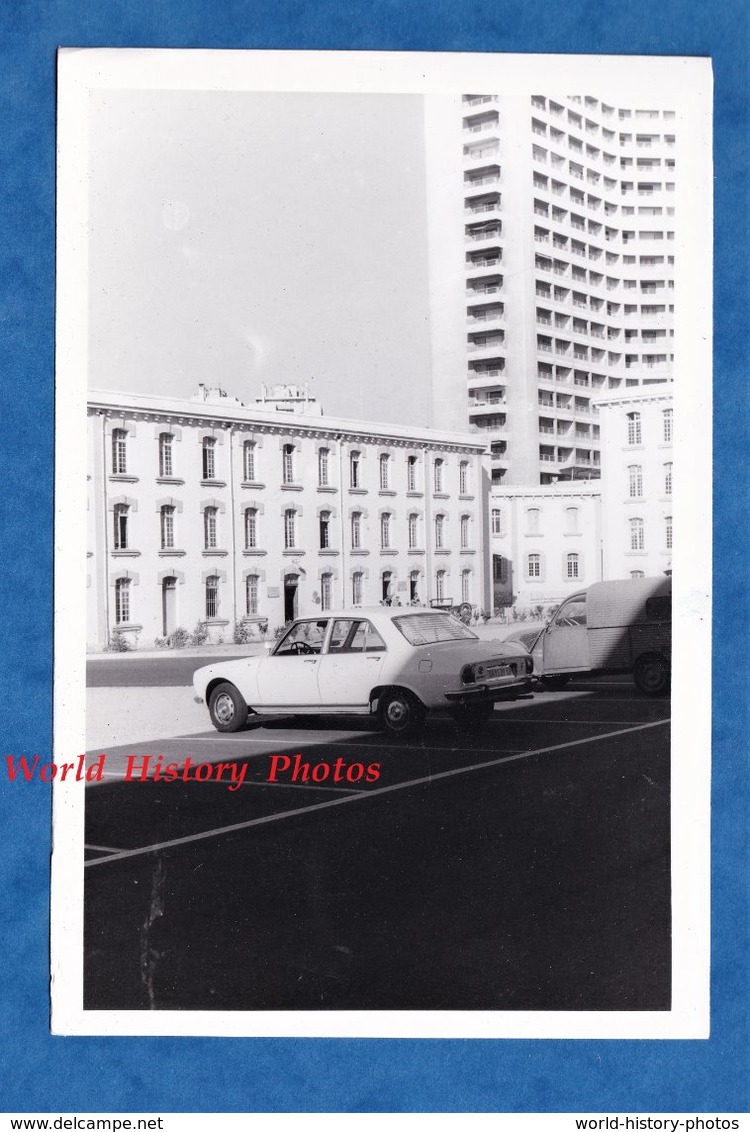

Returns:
528,576,671,695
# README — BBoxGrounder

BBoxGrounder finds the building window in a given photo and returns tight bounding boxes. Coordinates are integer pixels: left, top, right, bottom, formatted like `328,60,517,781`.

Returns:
205,575,219,620
160,505,175,550
460,515,470,549
282,444,295,485
565,507,579,534
566,552,580,579
319,510,331,549
350,451,361,489
379,453,390,490
493,555,507,583
491,508,503,535
663,408,673,442
435,514,445,549
351,511,362,549
461,569,471,603
382,570,393,603
352,571,363,606
408,512,418,549
627,411,642,445
436,569,446,601
202,437,216,480
113,503,129,550
204,506,218,550
433,458,444,494
380,512,391,549
114,577,131,623
244,507,258,549
318,447,330,487
459,461,469,494
407,455,418,492
527,553,542,579
284,509,296,550
112,429,128,475
527,507,541,534
246,574,259,616
665,515,673,550
628,464,643,497
320,572,332,611
409,570,420,603
158,433,173,478
629,517,645,550
243,441,256,482
664,462,672,495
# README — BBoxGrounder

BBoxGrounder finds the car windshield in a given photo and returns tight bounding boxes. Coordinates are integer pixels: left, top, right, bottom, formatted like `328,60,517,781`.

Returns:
393,612,478,646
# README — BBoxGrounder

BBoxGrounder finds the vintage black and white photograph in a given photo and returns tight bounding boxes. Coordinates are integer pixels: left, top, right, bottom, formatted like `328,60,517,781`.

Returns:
52,49,712,1038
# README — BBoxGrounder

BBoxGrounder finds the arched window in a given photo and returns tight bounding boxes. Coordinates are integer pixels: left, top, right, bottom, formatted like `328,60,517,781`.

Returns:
112,428,128,475
434,514,445,549
461,569,471,603
565,506,579,534
566,551,580,579
629,516,644,550
380,512,391,549
350,451,361,489
158,433,173,478
243,441,256,482
205,575,219,619
435,569,446,600
160,505,175,550
113,503,129,550
284,509,296,550
665,515,672,550
352,571,363,606
319,510,331,549
408,512,418,549
491,508,503,535
459,461,470,494
628,464,643,497
379,453,390,490
246,574,259,616
114,577,131,624
527,553,542,579
460,515,470,549
664,462,672,495
627,411,642,445
244,507,258,549
662,408,673,442
318,447,330,487
407,455,418,492
351,511,362,549
282,444,295,484
433,458,444,494
526,507,541,535
204,506,218,549
202,436,216,480
320,573,333,611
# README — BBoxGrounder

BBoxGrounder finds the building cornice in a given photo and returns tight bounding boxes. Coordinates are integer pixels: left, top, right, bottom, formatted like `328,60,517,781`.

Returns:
88,389,488,456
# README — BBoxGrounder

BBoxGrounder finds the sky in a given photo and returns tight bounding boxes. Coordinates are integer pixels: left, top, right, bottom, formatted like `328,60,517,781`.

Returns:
88,90,435,427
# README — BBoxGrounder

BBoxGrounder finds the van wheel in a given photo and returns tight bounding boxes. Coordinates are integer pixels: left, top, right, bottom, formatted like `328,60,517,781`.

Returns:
540,674,570,691
208,682,249,732
378,689,425,736
633,654,670,696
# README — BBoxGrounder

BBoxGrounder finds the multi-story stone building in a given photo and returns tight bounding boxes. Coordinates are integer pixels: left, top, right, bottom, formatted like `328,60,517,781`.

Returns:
425,93,676,485
87,386,491,650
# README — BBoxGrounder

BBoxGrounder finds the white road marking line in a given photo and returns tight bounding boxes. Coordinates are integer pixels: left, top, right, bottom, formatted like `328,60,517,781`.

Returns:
85,718,669,869
84,844,125,853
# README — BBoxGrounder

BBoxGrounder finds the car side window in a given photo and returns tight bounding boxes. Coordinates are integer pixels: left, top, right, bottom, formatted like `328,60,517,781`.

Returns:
328,619,387,653
274,619,329,655
553,597,587,628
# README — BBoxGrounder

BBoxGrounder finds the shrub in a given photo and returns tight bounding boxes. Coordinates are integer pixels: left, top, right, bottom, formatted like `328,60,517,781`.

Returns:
190,621,209,646
274,621,292,640
233,620,254,645
170,626,190,650
106,630,131,652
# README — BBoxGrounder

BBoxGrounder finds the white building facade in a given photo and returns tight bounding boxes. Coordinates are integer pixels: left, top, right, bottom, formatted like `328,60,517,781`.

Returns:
87,388,491,650
490,484,603,612
595,385,674,579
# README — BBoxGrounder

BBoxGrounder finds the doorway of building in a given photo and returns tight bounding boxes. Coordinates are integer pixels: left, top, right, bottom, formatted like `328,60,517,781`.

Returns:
284,574,299,621
381,570,393,604
161,576,177,637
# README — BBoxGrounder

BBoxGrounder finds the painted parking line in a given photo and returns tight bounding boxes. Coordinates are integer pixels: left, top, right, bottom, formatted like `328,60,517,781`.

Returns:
85,718,669,869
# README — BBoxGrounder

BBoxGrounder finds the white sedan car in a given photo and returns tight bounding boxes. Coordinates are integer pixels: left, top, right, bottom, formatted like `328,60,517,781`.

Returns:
193,607,533,735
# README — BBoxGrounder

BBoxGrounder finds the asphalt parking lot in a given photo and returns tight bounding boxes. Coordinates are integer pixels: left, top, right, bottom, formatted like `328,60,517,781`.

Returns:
84,674,671,1013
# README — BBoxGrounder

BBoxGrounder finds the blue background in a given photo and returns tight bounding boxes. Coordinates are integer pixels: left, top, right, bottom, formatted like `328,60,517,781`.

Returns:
0,0,747,1114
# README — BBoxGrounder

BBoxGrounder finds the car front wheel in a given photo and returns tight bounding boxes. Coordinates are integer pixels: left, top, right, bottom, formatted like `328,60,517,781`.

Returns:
633,653,670,696
208,682,249,733
377,689,425,736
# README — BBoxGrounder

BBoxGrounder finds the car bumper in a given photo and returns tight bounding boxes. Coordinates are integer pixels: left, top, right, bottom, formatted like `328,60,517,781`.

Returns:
444,676,533,704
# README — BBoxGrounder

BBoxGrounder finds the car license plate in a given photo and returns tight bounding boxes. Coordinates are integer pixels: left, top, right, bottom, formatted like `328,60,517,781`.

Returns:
486,664,512,679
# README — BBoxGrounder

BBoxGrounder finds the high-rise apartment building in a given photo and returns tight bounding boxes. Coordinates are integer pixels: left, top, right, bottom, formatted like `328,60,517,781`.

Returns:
425,94,676,486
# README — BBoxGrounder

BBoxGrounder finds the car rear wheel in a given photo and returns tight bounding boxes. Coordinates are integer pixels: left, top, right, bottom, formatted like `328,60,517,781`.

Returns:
377,689,425,736
633,653,670,696
208,682,249,733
